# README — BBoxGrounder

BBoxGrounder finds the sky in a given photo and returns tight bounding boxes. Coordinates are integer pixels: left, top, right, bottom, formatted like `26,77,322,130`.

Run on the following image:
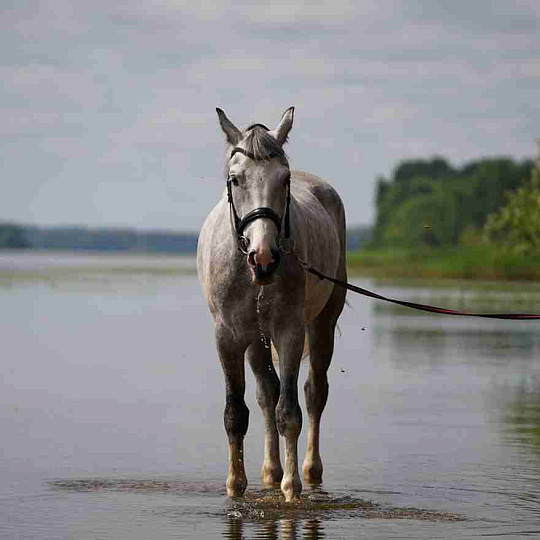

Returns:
1,0,539,232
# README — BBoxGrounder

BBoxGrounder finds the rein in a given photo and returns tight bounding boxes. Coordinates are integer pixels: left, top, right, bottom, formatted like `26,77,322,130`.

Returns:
290,251,540,320
223,142,539,320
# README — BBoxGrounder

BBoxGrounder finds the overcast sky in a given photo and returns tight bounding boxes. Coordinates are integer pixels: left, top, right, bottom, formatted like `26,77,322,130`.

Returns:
2,0,539,231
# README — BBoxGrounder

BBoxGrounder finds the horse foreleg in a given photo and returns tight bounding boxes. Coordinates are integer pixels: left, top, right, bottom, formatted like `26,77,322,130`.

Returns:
246,341,283,485
215,325,249,497
273,323,305,502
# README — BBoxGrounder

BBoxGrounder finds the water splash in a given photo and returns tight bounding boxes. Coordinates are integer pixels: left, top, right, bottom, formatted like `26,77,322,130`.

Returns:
256,286,271,349
224,488,464,523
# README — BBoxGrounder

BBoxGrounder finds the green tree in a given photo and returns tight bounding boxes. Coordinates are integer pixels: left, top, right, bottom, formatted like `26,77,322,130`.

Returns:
484,141,540,255
382,186,460,247
370,155,534,249
0,223,30,248
394,156,454,183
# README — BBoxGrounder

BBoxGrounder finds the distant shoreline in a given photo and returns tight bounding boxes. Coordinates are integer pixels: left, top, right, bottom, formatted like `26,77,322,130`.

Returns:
0,223,372,253
0,222,199,253
3,248,540,288
348,246,540,282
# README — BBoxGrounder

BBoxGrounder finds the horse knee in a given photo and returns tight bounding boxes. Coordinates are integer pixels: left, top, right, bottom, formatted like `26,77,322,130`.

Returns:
276,397,302,437
224,394,249,437
304,373,329,415
276,408,302,438
256,371,280,411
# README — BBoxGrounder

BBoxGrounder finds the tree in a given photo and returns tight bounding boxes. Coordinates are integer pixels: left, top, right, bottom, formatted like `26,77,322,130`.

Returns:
0,223,30,248
393,157,454,183
369,155,534,249
382,187,460,247
484,141,540,255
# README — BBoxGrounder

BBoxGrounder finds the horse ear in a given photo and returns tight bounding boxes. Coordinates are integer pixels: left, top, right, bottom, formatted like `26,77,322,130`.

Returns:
216,108,242,146
271,106,294,146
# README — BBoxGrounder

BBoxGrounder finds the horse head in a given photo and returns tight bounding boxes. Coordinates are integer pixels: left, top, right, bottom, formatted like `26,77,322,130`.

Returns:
217,107,294,285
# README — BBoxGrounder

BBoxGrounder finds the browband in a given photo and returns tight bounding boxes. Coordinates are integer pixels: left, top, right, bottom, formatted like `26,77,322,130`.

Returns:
230,147,282,161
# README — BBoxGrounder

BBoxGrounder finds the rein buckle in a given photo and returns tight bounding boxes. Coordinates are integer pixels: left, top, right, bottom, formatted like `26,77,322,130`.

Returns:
278,237,295,254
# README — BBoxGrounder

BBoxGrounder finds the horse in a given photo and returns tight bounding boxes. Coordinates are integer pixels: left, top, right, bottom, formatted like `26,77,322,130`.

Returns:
197,107,347,502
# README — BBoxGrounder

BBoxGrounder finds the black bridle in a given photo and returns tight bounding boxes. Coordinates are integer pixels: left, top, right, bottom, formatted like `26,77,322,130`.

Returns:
226,146,292,254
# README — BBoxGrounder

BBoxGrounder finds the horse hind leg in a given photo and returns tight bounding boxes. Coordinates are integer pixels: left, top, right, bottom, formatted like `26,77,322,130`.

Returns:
215,325,249,497
246,340,283,485
303,282,346,485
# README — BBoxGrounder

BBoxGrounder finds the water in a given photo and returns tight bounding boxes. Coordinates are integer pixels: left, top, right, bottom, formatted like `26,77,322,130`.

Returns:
1,251,540,539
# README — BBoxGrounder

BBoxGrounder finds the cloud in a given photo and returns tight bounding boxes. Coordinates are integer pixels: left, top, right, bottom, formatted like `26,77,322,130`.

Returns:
0,0,539,229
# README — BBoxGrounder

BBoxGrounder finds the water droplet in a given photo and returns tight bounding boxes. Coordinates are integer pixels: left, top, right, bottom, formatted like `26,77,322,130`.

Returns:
228,510,242,519
256,286,270,349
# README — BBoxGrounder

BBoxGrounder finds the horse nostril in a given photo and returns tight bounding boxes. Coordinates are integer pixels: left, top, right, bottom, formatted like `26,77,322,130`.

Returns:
254,250,275,268
248,248,280,272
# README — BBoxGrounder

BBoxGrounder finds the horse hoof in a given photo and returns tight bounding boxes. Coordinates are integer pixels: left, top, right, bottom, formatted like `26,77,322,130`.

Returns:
226,477,247,498
281,476,302,503
302,459,323,484
227,487,247,498
261,464,283,485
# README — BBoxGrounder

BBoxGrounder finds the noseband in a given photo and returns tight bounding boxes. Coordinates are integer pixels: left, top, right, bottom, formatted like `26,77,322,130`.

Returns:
226,146,292,254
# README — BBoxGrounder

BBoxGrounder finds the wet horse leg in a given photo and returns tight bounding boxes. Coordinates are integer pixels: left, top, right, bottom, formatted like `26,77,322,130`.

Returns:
246,340,283,484
215,325,249,497
273,321,305,502
303,283,346,484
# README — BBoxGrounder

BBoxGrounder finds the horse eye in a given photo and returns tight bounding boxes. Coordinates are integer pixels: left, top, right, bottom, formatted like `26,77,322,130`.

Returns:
229,175,238,186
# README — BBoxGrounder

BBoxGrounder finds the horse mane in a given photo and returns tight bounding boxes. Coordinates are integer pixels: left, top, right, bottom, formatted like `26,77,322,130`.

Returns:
241,124,287,163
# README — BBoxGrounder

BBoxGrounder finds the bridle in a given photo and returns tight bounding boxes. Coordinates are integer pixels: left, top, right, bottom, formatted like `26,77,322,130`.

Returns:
226,146,293,255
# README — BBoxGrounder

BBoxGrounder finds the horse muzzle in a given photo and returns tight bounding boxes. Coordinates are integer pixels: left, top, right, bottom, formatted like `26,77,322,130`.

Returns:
248,248,281,284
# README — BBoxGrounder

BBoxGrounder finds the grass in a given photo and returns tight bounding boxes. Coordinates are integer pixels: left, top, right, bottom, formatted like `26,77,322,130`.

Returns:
347,246,540,281
0,262,197,289
3,246,540,286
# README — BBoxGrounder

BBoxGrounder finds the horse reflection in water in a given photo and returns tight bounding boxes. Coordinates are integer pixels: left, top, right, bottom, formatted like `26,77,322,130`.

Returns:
197,107,347,502
224,516,323,540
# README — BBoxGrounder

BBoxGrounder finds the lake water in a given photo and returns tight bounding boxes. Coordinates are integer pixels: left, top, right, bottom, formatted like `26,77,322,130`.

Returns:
1,251,540,539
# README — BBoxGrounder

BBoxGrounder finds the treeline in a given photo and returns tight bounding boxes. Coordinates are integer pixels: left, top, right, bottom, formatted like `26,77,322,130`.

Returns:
371,156,534,248
0,222,30,248
0,223,198,253
346,225,373,250
0,223,373,253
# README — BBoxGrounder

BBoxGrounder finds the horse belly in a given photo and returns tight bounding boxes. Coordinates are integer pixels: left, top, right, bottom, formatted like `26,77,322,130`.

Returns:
303,264,337,323
300,202,342,323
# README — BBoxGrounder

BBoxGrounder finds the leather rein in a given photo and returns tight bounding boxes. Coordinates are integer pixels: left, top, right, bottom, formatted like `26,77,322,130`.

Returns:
293,253,540,320
225,144,540,321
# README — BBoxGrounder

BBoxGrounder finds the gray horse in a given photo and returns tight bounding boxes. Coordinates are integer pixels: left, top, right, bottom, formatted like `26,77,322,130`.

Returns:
197,107,347,502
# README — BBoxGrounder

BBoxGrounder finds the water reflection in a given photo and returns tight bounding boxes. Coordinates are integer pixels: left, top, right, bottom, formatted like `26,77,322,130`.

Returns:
504,378,540,456
223,517,324,539
374,321,540,369
219,486,461,540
